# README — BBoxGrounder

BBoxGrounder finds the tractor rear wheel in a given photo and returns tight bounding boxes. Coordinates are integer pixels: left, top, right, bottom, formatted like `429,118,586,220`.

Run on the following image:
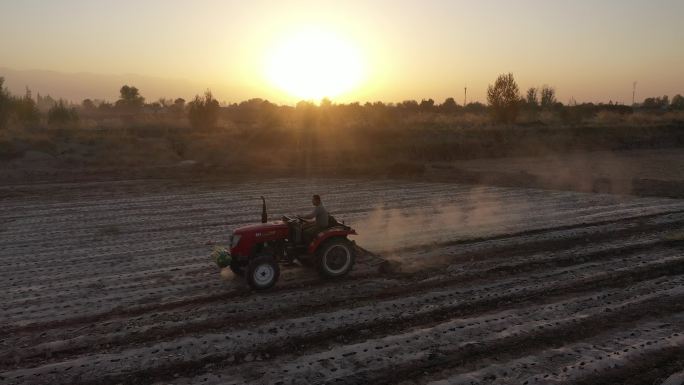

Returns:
246,255,280,290
317,238,355,278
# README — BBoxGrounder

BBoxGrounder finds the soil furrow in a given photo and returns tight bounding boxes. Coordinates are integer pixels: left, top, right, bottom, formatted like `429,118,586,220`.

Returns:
422,318,684,385
8,272,683,385
5,178,684,385
4,250,684,383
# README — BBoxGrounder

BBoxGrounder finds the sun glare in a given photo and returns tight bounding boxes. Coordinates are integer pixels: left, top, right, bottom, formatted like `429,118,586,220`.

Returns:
264,27,366,101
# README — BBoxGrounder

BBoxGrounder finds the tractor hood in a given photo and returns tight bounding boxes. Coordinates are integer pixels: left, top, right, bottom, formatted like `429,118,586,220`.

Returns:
230,220,290,257
233,221,288,236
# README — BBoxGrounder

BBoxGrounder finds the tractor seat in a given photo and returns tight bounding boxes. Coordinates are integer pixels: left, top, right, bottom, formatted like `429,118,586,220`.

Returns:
327,215,351,231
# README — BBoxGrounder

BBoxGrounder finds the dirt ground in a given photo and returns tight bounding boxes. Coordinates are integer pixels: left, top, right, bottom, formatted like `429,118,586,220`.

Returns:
424,149,684,199
452,149,684,182
2,178,684,384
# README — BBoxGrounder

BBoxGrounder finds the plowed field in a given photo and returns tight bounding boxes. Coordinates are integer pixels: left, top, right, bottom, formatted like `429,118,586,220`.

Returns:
2,178,684,385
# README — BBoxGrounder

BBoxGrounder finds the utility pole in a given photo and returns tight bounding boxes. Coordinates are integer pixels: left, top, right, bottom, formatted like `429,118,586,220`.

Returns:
632,81,637,106
464,86,468,107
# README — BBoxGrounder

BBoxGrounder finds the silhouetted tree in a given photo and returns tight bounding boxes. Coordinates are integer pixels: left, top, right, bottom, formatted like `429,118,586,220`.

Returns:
295,100,318,132
115,85,144,110
98,101,114,112
82,99,96,110
149,102,163,113
296,100,315,109
398,100,419,111
440,97,458,112
157,97,172,108
256,99,282,129
526,87,539,107
170,98,185,116
36,93,58,112
48,100,79,126
419,98,435,111
464,102,487,114
13,87,40,125
0,77,10,129
671,94,684,110
487,73,520,123
642,96,670,110
231,98,281,125
188,90,220,129
540,85,556,109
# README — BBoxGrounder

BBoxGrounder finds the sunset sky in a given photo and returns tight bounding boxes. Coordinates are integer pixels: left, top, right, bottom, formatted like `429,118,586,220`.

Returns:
1,0,683,104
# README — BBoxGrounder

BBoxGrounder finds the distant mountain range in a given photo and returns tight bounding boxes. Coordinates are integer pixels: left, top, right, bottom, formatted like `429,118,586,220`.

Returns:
0,68,216,103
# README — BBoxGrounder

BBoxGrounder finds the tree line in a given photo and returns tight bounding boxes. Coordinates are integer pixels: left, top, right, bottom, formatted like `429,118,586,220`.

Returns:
0,80,221,131
486,73,684,124
1,74,683,131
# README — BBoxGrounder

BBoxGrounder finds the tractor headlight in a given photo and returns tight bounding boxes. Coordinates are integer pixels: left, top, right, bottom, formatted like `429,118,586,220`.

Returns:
231,234,241,248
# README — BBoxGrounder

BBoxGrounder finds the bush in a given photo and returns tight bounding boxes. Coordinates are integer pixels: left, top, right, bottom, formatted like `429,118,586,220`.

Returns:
642,96,669,110
540,85,557,109
13,88,40,126
671,95,684,110
188,91,220,129
48,100,79,126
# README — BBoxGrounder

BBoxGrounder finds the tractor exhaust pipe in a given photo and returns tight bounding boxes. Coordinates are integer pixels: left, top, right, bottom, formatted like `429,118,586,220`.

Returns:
261,196,267,223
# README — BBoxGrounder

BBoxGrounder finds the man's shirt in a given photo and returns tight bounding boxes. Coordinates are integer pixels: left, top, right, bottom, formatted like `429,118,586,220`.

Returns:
305,205,329,228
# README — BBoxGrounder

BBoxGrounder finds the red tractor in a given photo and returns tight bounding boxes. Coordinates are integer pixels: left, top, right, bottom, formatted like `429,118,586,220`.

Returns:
214,197,358,290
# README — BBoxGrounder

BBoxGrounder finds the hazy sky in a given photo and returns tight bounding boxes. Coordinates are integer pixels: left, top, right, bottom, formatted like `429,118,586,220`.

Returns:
1,0,683,104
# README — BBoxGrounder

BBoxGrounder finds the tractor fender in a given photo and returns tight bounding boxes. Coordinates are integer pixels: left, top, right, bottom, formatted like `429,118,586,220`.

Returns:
307,228,357,255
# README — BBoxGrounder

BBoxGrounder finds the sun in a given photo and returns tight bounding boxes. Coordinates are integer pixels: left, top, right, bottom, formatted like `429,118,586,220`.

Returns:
264,27,366,101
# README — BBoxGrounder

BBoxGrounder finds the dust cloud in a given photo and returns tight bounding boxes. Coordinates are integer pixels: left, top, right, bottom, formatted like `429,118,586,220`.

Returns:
353,186,510,258
461,149,641,196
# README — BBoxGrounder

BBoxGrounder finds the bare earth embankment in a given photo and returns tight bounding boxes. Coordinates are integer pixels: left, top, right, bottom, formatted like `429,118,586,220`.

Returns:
2,178,684,384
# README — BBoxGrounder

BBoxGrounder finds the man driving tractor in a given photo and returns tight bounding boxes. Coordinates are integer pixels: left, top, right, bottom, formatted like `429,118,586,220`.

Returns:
300,194,328,242
214,195,359,290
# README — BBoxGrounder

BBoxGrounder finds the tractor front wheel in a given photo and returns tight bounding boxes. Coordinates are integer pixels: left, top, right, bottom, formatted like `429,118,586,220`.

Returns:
246,255,280,290
317,238,355,278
